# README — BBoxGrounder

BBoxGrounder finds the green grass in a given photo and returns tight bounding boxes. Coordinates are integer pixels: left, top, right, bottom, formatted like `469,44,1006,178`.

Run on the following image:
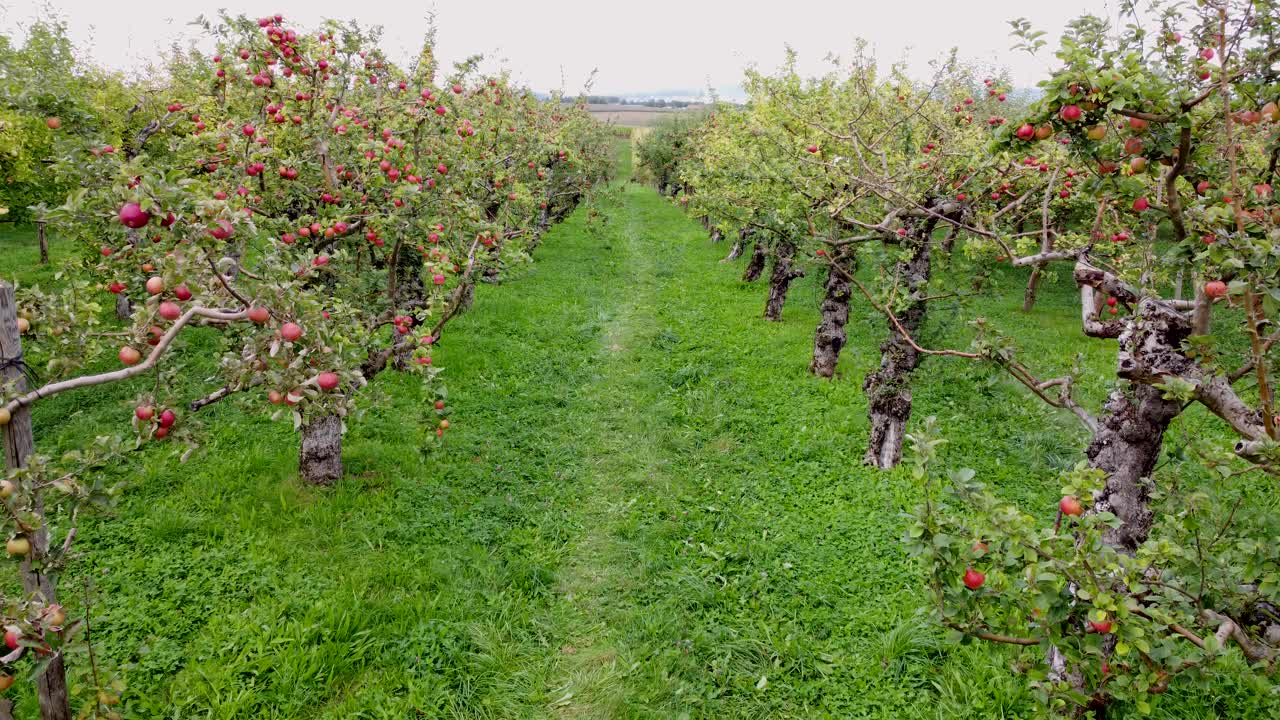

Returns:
0,143,1275,718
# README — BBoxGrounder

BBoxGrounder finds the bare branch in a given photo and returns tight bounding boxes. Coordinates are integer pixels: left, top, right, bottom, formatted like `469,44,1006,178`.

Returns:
3,307,250,414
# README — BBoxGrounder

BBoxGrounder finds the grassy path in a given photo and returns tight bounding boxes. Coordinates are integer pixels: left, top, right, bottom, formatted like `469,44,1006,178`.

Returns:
5,143,1258,719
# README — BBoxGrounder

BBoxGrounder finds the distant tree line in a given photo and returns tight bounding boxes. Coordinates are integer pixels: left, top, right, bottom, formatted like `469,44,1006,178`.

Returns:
573,96,700,108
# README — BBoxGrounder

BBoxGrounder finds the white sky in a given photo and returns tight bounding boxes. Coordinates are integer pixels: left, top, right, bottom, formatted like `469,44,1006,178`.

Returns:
1,0,1118,95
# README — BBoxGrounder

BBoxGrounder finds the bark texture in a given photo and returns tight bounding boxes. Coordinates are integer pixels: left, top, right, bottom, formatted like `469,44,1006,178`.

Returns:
863,234,931,468
1073,269,1196,550
1084,385,1181,551
742,241,766,282
810,255,853,378
299,413,343,486
763,240,803,321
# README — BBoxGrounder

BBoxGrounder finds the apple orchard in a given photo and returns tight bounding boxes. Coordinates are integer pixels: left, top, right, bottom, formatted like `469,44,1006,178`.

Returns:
1,11,612,719
638,0,1280,715
1,0,1279,718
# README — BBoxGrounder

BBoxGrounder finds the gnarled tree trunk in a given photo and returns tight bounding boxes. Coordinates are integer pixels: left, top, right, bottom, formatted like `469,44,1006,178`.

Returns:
861,198,974,467
742,240,767,282
1084,385,1181,551
1073,266,1199,550
299,413,343,486
763,240,802,321
811,254,853,378
863,213,940,469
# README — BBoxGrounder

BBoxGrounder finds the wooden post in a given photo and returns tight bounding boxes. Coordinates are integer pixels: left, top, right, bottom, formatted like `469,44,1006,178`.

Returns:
36,222,49,266
0,283,71,720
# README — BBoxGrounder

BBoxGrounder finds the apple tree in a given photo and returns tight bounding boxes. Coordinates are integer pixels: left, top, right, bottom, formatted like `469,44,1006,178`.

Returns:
911,0,1280,714
2,12,611,718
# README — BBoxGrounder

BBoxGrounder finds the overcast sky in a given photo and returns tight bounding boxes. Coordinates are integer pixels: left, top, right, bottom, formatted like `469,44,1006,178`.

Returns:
1,0,1117,95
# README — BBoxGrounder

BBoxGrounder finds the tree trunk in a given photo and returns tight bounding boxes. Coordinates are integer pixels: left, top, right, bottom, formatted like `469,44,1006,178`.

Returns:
114,292,133,320
742,241,767,282
299,413,343,486
1023,267,1044,312
36,222,49,265
722,235,744,263
709,227,723,243
1192,281,1212,336
455,281,475,313
1023,225,1055,313
1084,385,1181,551
810,256,852,378
763,240,801,321
0,284,72,720
863,219,937,469
391,242,425,309
1087,295,1198,550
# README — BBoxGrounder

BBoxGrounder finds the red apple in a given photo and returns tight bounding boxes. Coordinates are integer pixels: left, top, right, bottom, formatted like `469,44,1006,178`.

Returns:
146,276,165,295
963,567,985,590
135,406,155,421
1132,197,1149,212
209,219,234,240
280,322,303,341
45,117,61,129
1059,104,1083,122
248,307,269,324
1060,495,1083,516
1015,123,1035,140
158,301,181,321
316,372,340,390
158,409,176,428
119,202,151,229
119,346,142,366
174,284,192,301
1204,280,1228,299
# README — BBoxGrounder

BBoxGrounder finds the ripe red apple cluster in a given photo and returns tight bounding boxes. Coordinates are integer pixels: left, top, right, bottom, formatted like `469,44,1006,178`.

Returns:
135,404,178,439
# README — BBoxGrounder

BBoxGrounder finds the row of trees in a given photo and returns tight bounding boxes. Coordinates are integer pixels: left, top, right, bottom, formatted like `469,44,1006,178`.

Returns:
1,13,613,718
639,0,1279,715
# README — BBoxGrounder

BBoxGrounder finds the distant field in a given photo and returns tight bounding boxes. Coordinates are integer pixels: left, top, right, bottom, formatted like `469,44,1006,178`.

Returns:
586,103,704,128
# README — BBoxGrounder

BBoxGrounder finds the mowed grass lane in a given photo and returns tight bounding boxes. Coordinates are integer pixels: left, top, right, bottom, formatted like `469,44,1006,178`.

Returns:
0,141,1270,718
